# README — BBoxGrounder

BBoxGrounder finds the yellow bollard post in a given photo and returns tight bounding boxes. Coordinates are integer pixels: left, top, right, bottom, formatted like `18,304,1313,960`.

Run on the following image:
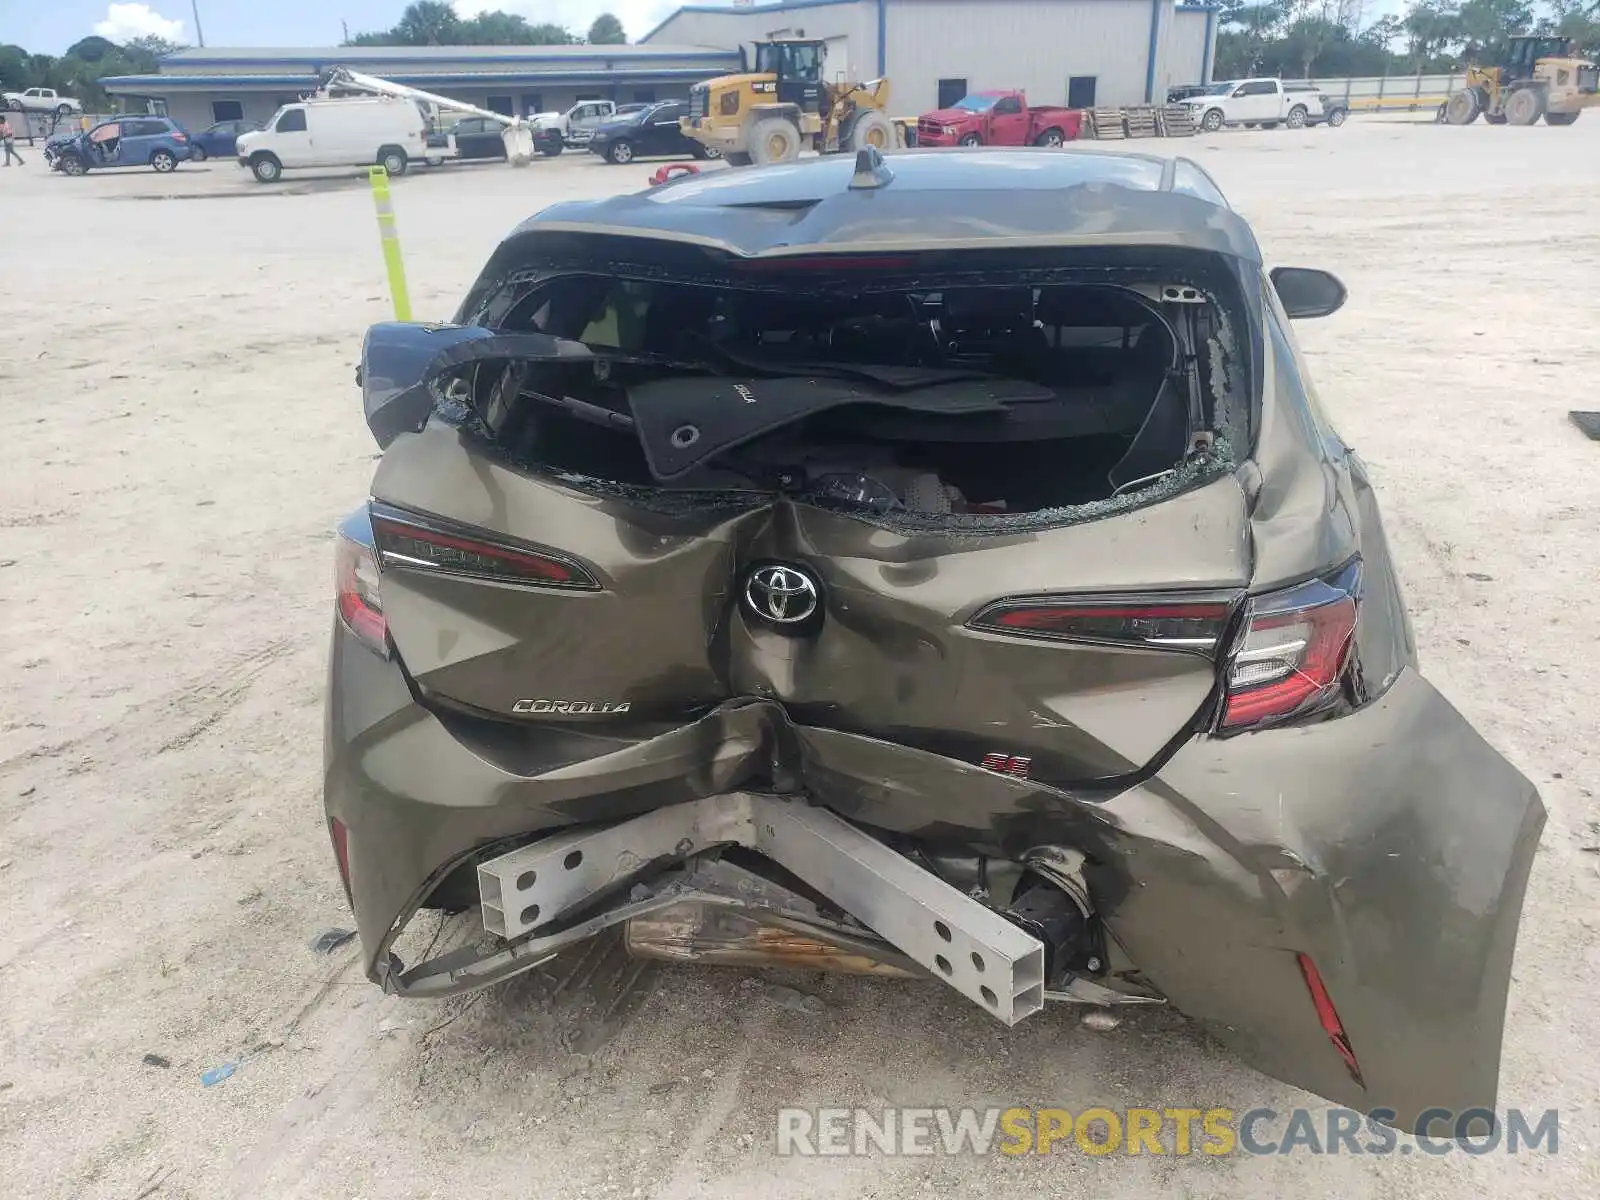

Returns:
367,165,412,321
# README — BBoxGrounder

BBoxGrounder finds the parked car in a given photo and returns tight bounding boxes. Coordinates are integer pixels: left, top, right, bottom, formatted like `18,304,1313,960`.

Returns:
915,90,1083,147
588,100,719,164
1287,83,1349,126
530,99,619,153
1184,77,1326,131
4,87,81,115
44,116,191,175
330,147,1542,1136
187,118,261,161
236,96,428,183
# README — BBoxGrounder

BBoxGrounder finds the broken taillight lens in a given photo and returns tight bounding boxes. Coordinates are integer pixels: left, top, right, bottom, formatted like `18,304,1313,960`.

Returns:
335,509,388,657
967,594,1235,653
1220,561,1360,731
369,503,599,590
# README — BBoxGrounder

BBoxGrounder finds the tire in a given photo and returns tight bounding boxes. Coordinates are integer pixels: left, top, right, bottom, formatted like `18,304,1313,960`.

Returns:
748,116,801,166
1286,105,1308,129
606,139,634,164
379,147,408,176
723,150,752,167
1326,108,1347,128
690,142,721,159
7,98,22,112
1505,86,1544,127
425,154,444,167
58,153,86,176
1033,127,1065,147
189,144,207,162
150,150,177,173
1200,108,1224,132
1545,111,1580,126
250,153,282,183
849,110,895,153
958,132,983,147
1444,89,1481,125
538,139,563,156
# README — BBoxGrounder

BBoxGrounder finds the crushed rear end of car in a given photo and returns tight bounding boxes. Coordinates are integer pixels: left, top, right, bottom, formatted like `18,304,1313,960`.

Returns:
323,151,1543,1133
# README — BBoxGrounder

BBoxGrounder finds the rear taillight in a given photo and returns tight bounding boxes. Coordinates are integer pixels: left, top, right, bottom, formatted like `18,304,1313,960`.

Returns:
369,503,599,590
1220,561,1360,731
336,509,388,657
967,593,1235,654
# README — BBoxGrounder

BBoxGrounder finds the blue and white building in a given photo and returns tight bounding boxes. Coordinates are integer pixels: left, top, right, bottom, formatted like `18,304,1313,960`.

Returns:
102,1,1218,129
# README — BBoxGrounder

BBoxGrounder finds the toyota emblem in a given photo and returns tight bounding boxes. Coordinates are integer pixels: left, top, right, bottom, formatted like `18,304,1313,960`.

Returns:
743,563,822,628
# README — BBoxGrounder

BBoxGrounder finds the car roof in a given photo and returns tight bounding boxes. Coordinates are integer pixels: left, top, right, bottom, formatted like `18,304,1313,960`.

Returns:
515,147,1260,263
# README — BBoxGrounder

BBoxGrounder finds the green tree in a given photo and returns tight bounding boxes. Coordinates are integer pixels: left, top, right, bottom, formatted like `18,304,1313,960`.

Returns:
395,1,462,46
588,13,627,44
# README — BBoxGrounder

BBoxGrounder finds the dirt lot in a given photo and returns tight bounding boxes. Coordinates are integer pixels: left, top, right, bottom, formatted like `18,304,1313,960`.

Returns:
2,120,1599,1199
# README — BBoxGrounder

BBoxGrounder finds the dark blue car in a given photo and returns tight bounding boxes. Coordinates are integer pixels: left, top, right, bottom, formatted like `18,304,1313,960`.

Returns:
187,118,261,162
44,115,192,176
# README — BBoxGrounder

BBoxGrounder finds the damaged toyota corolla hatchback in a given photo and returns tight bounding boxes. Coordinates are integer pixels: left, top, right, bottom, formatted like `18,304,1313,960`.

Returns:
324,148,1543,1132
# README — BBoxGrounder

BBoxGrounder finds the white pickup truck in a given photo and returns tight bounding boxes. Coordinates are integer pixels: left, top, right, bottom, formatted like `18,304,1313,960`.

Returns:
529,99,625,152
4,87,83,116
1184,78,1327,132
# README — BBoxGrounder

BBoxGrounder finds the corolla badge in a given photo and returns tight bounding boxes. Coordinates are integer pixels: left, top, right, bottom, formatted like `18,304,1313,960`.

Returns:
743,563,822,626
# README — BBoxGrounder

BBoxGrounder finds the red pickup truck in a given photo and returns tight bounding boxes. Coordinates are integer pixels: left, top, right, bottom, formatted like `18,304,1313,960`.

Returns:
915,90,1084,147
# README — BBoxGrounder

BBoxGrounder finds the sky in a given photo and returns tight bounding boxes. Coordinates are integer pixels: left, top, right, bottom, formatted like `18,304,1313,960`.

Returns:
0,0,689,55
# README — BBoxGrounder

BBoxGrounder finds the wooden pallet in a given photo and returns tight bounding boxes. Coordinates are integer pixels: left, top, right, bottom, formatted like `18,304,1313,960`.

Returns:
1088,106,1125,140
1158,105,1197,137
1124,105,1159,138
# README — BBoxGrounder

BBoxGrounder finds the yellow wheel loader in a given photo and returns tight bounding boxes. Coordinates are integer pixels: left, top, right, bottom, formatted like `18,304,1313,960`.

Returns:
681,39,907,167
1443,35,1600,126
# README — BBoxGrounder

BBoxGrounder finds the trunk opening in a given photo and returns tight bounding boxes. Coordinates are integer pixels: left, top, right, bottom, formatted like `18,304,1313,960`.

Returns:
428,260,1245,524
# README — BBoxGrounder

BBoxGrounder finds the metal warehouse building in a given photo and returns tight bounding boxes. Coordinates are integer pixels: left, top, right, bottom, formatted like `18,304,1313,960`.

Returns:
642,0,1218,114
103,0,1216,130
101,43,742,130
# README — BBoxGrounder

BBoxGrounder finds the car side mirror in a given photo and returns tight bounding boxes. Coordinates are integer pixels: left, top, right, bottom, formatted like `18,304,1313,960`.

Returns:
1271,267,1347,319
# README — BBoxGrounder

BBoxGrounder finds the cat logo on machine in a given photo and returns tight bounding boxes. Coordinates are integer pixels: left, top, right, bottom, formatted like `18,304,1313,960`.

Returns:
512,699,632,716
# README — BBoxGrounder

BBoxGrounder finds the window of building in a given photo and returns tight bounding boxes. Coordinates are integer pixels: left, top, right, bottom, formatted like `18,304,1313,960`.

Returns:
631,88,656,103
937,78,968,109
521,92,543,116
486,95,514,115
1067,76,1097,107
211,99,244,123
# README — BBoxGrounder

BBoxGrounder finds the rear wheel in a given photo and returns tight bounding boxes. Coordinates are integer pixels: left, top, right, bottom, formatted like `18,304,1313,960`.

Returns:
6,98,21,112
1033,127,1064,147
1505,87,1544,127
1444,88,1481,125
56,103,72,116
150,149,177,173
1545,111,1580,126
748,117,801,166
849,110,895,153
379,147,408,176
606,139,634,164
1325,108,1347,127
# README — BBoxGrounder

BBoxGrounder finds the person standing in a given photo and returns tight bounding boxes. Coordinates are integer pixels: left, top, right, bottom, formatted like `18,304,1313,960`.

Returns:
0,115,24,166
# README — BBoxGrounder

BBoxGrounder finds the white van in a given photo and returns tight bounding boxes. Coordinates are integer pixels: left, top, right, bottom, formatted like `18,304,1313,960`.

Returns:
236,96,428,183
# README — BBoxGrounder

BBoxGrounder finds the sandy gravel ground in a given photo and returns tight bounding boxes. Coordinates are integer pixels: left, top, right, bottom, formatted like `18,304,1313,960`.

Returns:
2,119,1598,1199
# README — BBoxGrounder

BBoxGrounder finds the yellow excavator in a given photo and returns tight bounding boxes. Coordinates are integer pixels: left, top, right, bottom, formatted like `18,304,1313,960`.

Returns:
1443,34,1600,126
680,39,906,166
